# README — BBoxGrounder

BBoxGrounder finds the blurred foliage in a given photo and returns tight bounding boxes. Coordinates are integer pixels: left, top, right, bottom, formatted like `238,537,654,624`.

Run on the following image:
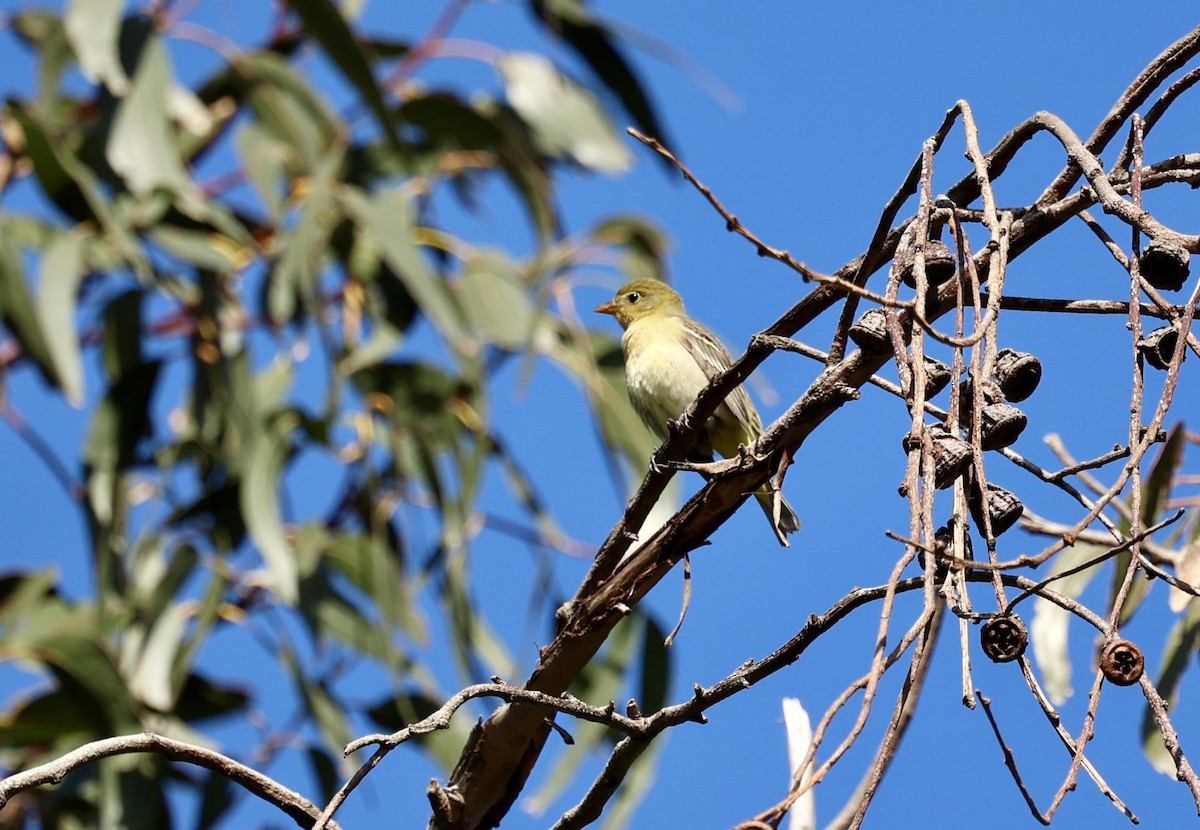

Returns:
0,1,671,826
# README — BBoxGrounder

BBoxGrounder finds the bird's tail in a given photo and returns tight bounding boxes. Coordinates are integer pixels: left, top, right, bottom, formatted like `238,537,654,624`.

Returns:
755,487,801,548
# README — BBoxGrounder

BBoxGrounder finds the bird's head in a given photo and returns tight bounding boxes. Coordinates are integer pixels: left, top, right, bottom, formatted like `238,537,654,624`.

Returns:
593,279,685,329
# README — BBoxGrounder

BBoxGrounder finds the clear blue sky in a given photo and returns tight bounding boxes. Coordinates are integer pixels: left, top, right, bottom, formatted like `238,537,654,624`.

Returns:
2,2,1199,829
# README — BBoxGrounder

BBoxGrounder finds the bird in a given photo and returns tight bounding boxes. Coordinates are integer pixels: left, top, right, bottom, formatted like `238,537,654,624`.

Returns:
594,278,800,546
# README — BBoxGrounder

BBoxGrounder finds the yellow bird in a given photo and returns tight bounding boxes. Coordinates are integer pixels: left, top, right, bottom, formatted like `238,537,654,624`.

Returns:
595,278,800,546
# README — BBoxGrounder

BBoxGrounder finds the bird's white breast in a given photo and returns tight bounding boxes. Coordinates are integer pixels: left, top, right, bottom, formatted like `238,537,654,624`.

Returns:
622,317,712,436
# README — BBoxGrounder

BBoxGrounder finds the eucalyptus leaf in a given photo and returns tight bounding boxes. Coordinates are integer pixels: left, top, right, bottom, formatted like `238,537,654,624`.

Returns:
1031,543,1109,705
1143,424,1185,524
341,186,473,352
83,360,160,472
242,51,341,174
146,226,248,272
237,122,288,218
64,0,130,94
0,685,105,746
32,634,141,733
36,230,87,405
499,52,631,173
195,770,235,830
289,0,398,147
7,101,150,278
0,233,59,392
266,150,344,324
13,11,75,108
591,214,671,283
242,410,301,605
458,250,536,350
1143,601,1200,774
108,38,208,218
128,601,188,711
529,0,672,165
398,93,558,240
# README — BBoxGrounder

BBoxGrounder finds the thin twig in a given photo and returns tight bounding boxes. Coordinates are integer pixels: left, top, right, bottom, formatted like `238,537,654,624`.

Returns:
0,733,339,830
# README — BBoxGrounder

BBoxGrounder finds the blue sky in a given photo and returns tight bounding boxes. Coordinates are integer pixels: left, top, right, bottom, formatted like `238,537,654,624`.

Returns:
2,2,1200,829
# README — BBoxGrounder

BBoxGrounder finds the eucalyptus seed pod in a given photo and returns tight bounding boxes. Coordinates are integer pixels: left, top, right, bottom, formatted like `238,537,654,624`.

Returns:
980,616,1028,663
1099,639,1145,686
1141,238,1191,292
922,522,972,577
899,239,956,288
918,529,949,579
993,349,1042,402
923,356,952,397
955,378,1005,423
928,428,972,489
848,308,893,353
968,481,1024,536
979,403,1027,450
933,522,973,562
1138,325,1182,371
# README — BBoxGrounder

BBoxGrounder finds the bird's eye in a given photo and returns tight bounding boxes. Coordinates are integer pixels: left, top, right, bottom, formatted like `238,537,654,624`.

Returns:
626,292,640,304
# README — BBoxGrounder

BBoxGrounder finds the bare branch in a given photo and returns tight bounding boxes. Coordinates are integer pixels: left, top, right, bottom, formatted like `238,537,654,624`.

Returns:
0,733,337,830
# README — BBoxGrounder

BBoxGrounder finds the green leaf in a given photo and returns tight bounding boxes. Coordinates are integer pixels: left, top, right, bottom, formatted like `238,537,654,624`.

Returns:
242,50,341,174
100,288,143,383
107,37,209,218
9,102,148,279
340,186,473,353
457,250,537,350
325,532,423,639
0,569,59,633
289,0,398,147
1144,600,1200,774
64,0,131,94
83,360,161,472
279,644,353,767
36,230,87,406
242,410,301,605
499,52,632,173
145,225,248,272
1030,543,1108,705
173,673,251,724
195,770,235,830
168,482,248,554
105,756,171,830
12,11,75,104
129,537,195,622
397,92,558,240
591,214,671,283
237,122,289,218
1143,424,1185,524
266,150,344,324
307,747,340,802
0,685,105,746
127,600,189,711
30,633,141,733
530,0,672,162
638,614,671,715
0,233,59,392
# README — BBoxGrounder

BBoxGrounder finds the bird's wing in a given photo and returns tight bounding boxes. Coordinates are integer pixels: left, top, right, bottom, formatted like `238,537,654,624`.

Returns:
678,317,761,439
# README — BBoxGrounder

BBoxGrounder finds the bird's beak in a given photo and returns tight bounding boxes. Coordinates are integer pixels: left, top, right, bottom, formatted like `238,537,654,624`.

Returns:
594,300,617,316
